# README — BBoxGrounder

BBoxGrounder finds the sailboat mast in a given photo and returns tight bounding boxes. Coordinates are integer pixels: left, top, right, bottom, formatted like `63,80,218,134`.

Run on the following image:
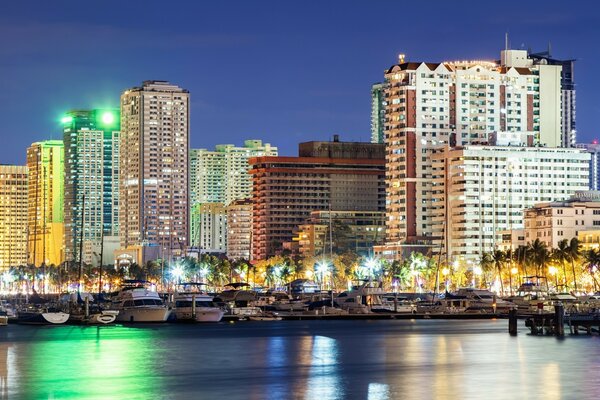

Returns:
78,194,85,291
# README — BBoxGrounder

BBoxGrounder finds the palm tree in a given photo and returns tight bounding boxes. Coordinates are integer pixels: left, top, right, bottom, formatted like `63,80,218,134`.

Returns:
491,250,505,293
528,239,549,278
568,238,581,292
553,239,571,289
583,248,600,292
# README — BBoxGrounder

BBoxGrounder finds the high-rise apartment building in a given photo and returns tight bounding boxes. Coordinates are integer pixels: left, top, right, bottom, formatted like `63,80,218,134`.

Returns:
120,81,189,259
0,165,28,268
383,49,563,249
189,140,277,250
226,199,252,260
62,109,120,263
26,140,64,266
249,138,385,260
529,50,576,147
430,145,589,264
193,203,227,254
190,140,278,206
371,83,386,144
576,142,600,191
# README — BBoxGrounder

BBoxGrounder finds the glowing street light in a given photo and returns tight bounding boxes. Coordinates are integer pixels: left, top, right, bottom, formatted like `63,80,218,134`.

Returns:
171,264,185,284
473,266,482,288
316,261,330,291
548,266,559,288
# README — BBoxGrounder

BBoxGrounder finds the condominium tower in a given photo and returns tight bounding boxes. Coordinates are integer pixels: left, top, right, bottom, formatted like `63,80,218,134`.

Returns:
62,109,120,263
371,83,386,144
189,140,277,249
430,145,589,264
0,165,28,268
119,81,189,258
26,140,64,266
384,49,563,249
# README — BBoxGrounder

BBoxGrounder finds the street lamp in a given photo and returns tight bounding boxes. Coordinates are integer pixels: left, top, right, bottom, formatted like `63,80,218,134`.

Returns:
171,264,184,285
316,261,329,293
510,267,518,296
442,267,450,292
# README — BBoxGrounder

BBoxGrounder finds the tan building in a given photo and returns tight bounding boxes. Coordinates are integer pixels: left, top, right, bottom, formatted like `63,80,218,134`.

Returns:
524,192,600,249
27,140,64,266
193,203,227,254
249,138,385,260
119,81,189,261
227,199,252,260
0,165,29,268
296,210,385,258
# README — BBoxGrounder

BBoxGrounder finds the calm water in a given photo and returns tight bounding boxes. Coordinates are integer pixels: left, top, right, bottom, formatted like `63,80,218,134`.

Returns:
1,319,599,399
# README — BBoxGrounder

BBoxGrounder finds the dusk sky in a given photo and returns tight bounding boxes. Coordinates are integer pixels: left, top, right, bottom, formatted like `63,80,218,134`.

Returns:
1,0,598,164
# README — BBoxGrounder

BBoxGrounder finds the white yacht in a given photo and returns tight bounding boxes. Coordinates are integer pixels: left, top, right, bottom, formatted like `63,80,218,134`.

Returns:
336,280,386,314
450,288,516,313
111,280,171,323
173,283,224,322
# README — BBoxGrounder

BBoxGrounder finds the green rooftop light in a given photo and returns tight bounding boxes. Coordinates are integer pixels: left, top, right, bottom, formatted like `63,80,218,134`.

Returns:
101,112,115,125
61,116,73,124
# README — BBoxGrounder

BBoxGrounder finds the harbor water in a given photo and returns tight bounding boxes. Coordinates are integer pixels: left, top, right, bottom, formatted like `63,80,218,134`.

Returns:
1,319,599,399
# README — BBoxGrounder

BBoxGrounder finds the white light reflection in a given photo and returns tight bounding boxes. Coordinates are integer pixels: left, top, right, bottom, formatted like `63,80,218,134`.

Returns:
368,383,390,400
305,335,343,400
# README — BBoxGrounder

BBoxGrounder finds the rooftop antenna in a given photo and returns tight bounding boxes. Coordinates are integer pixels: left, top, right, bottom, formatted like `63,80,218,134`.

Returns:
548,42,552,57
505,32,509,52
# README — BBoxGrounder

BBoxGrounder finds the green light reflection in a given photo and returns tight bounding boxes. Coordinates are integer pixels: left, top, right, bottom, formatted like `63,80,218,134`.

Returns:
21,326,165,399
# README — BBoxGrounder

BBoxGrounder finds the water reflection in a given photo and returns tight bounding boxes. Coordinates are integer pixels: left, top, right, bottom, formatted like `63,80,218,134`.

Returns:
306,335,342,400
8,325,164,399
2,320,600,399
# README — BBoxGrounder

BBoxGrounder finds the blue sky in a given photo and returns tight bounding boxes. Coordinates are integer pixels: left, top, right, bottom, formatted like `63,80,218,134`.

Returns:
1,0,598,164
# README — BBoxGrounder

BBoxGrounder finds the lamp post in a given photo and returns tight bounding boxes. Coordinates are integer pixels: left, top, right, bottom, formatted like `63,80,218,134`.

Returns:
473,266,482,289
548,266,559,290
442,267,449,292
316,261,329,297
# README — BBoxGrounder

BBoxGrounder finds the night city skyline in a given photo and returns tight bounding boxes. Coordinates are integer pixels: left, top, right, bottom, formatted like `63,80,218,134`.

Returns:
1,0,599,165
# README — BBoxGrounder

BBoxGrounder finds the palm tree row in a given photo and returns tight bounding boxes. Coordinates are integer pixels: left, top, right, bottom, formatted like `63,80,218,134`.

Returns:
480,237,600,294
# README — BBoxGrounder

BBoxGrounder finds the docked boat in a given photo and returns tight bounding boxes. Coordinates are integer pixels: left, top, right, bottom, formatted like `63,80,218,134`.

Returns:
173,283,224,322
336,280,386,314
216,285,262,317
16,305,70,325
0,309,7,326
448,288,515,313
506,278,553,313
110,280,171,323
60,293,119,325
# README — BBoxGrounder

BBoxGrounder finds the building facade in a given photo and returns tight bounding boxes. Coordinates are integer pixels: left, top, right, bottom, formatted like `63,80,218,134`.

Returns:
26,140,64,266
383,49,563,252
523,192,600,249
0,165,28,268
371,83,386,144
529,50,576,147
193,203,227,254
296,210,385,258
62,109,120,264
226,199,252,260
249,140,385,260
119,81,189,260
431,145,590,264
576,142,600,191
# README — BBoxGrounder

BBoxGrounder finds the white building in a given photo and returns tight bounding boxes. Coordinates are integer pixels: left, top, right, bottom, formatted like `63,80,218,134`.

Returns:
431,145,590,264
119,81,189,260
383,49,563,251
523,191,600,249
192,203,227,254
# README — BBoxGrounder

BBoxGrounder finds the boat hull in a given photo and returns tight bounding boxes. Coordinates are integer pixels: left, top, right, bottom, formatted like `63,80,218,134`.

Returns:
175,308,224,322
115,307,171,323
17,311,70,325
0,315,7,326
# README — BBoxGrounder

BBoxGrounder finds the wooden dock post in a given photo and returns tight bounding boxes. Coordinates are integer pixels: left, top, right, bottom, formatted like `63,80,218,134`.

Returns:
191,294,196,320
508,308,518,335
554,302,564,337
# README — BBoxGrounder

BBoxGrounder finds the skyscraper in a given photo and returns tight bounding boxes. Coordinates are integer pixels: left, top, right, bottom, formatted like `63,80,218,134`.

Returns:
119,81,189,259
529,49,577,147
62,109,120,264
0,165,28,268
370,83,386,144
26,140,64,266
576,142,600,191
